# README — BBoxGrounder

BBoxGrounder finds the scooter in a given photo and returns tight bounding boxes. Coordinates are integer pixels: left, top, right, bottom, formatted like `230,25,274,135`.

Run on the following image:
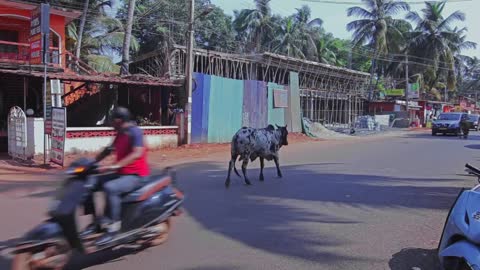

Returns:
438,163,480,270
9,156,184,270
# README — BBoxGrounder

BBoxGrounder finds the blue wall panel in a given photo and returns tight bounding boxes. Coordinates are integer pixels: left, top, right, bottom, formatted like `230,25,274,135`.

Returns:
201,75,211,143
207,76,244,143
191,72,204,143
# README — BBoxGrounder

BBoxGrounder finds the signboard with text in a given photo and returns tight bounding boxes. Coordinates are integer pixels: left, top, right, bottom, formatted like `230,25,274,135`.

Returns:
51,107,66,166
273,89,288,108
385,89,405,96
45,80,53,134
30,4,50,65
408,83,420,99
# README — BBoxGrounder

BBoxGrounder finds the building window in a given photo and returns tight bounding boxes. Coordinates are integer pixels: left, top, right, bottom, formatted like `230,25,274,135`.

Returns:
0,30,19,54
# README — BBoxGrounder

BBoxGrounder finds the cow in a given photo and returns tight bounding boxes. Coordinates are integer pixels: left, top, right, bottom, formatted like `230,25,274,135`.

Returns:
225,124,289,188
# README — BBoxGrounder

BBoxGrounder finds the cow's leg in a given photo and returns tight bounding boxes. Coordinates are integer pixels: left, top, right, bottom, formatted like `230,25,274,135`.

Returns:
273,156,282,178
225,156,236,188
241,159,252,186
259,157,265,181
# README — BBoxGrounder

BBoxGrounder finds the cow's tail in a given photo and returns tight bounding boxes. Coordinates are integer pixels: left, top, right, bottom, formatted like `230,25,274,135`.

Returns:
233,156,241,177
231,144,241,178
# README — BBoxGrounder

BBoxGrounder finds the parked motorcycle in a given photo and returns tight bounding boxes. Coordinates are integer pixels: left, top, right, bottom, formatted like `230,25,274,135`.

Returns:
10,157,184,270
438,163,480,270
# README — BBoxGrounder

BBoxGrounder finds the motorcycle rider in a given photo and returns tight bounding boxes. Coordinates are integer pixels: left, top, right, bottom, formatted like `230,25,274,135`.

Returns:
82,106,150,245
460,113,470,138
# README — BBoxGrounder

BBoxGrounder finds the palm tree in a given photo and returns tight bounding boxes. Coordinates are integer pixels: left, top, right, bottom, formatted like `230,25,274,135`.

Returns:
347,0,410,55
406,1,473,91
120,0,136,75
271,17,305,58
233,0,274,53
316,36,337,64
292,5,323,60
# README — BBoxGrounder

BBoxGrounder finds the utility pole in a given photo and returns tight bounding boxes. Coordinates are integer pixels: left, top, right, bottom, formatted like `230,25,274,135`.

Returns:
185,0,195,145
405,53,409,115
368,52,376,101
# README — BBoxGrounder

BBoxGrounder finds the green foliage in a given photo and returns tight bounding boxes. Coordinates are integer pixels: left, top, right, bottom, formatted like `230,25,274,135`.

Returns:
64,0,476,95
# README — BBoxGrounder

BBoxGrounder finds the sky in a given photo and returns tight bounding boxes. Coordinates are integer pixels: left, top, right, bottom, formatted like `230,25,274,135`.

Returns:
210,0,480,58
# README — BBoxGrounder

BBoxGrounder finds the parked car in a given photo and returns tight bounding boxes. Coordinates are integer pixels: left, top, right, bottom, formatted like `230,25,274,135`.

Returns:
468,114,480,131
432,112,468,136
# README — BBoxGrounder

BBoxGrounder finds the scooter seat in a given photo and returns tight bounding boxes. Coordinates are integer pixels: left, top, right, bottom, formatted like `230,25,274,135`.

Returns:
122,175,172,202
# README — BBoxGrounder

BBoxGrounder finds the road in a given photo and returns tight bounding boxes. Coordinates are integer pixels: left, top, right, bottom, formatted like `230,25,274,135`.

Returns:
0,131,478,270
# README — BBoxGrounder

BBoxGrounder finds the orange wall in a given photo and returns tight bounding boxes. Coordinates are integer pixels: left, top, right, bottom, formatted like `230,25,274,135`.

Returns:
0,4,67,66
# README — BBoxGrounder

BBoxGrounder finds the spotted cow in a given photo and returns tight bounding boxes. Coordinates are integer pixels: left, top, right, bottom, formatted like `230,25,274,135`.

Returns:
225,124,289,188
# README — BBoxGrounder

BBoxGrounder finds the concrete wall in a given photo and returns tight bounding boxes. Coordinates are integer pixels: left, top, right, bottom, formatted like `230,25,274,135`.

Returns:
65,127,178,153
287,72,302,132
26,117,44,157
26,123,178,155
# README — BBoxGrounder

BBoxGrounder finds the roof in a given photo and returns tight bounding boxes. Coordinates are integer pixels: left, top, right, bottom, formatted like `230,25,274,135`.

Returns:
0,0,82,23
259,52,371,77
133,45,371,80
0,68,182,87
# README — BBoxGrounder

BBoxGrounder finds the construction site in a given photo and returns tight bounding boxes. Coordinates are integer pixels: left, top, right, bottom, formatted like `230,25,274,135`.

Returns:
130,45,371,128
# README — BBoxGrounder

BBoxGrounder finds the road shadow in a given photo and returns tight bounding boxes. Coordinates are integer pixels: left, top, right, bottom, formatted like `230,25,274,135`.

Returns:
0,160,462,269
389,248,440,270
405,132,480,141
465,144,480,150
166,161,463,265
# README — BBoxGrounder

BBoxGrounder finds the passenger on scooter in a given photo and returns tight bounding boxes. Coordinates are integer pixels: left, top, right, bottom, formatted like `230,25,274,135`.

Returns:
82,106,150,245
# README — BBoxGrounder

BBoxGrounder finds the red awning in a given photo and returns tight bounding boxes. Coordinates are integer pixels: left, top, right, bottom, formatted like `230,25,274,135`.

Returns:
0,68,182,87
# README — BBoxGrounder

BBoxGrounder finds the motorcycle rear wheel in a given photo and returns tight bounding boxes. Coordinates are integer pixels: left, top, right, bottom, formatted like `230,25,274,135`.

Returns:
148,218,171,246
11,253,32,270
11,239,71,270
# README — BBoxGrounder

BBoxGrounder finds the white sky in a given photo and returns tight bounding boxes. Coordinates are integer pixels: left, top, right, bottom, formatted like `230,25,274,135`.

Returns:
211,0,480,58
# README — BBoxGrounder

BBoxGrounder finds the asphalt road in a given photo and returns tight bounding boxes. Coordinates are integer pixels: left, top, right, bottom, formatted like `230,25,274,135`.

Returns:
0,131,478,270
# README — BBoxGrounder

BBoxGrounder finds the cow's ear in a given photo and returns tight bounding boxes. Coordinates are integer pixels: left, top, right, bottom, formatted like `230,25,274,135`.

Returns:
276,124,280,129
285,125,288,129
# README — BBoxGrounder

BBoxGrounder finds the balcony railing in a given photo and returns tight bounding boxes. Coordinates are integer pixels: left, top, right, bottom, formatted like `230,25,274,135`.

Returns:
0,40,61,67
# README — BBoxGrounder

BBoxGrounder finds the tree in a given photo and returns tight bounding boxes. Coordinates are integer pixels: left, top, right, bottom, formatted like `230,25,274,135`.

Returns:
316,35,337,64
118,0,234,55
75,0,90,59
407,1,474,91
271,17,305,58
292,5,323,60
347,0,410,55
120,0,136,75
233,0,274,53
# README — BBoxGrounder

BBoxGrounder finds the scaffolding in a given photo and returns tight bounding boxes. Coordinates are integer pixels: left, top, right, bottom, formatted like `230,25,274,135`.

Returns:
130,45,370,126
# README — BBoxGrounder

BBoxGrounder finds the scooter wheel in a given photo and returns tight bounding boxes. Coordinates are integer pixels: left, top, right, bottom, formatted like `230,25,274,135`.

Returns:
11,239,71,270
148,218,171,246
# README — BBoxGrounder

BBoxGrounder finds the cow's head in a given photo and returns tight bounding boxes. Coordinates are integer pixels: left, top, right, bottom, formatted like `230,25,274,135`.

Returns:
276,124,289,146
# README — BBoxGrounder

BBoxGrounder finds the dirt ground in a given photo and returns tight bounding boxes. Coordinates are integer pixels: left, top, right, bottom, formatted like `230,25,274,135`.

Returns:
0,132,318,175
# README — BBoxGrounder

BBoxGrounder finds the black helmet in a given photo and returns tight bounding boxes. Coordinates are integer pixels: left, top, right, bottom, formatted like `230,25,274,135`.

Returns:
111,107,131,122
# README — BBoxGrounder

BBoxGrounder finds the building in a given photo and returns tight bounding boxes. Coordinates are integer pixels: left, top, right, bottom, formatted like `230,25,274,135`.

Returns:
130,45,370,142
1,0,182,158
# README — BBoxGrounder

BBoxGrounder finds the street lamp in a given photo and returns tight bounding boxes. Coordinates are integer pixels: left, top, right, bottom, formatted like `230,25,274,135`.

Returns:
185,2,213,144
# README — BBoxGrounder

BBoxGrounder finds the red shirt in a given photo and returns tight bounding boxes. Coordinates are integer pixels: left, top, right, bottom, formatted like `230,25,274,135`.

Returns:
113,125,150,177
